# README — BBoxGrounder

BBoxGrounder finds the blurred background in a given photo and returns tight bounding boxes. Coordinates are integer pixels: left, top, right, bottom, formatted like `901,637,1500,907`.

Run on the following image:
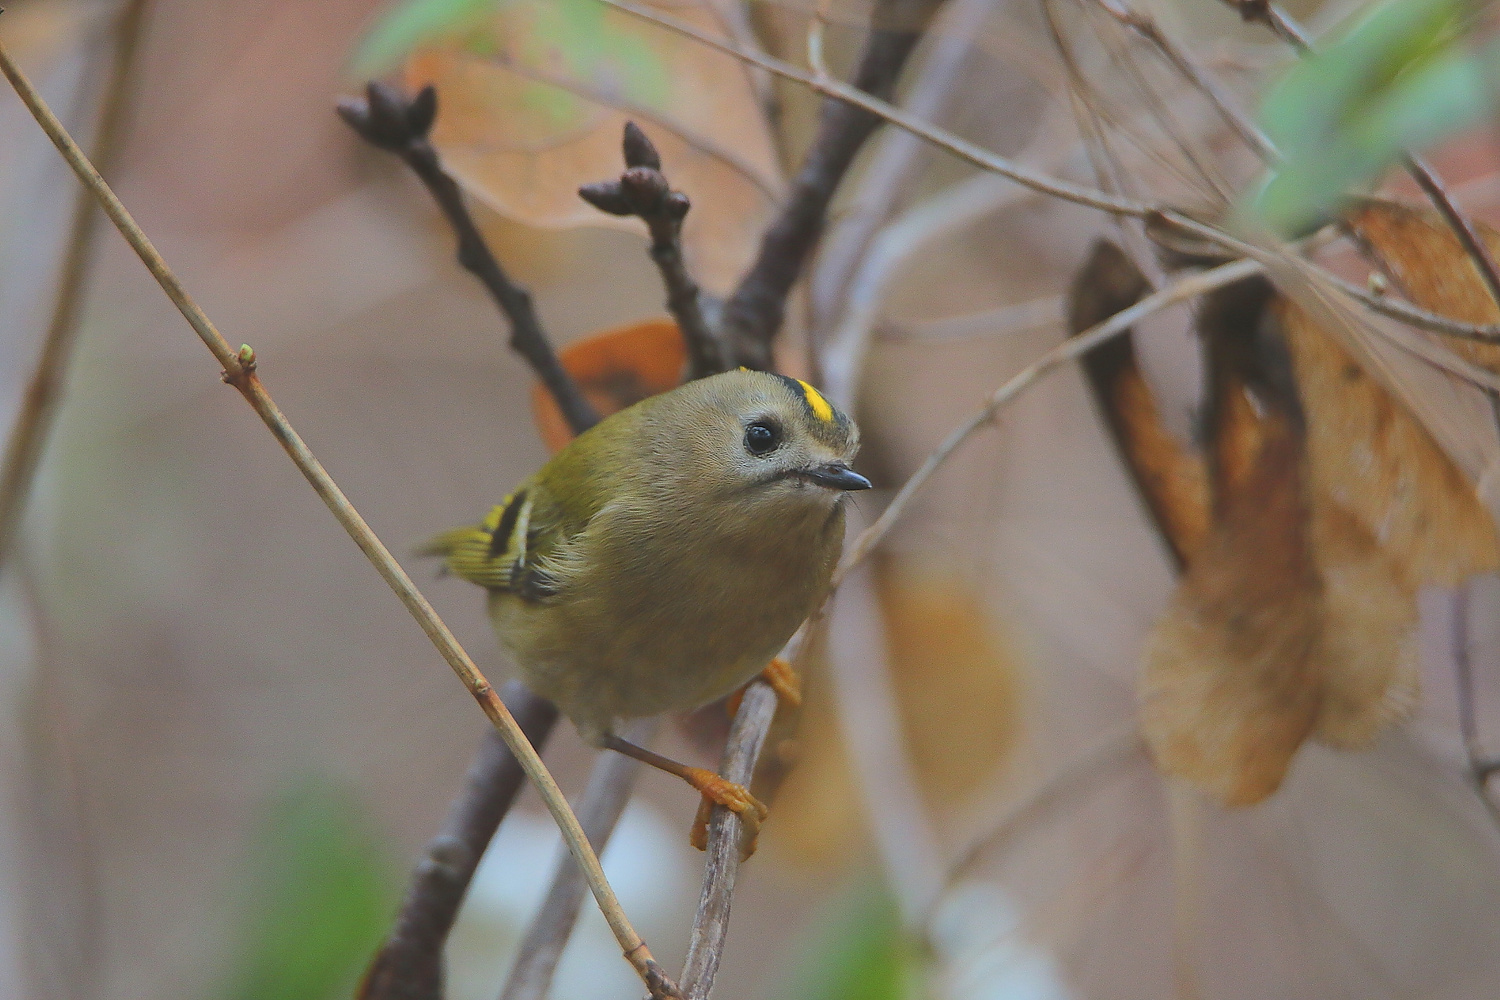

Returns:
6,0,1500,998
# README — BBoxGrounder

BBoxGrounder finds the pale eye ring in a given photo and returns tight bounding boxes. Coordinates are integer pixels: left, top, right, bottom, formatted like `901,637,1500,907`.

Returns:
744,420,781,455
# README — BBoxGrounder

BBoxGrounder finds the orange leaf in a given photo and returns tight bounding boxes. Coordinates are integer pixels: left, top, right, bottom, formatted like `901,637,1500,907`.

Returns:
403,1,781,293
529,318,685,452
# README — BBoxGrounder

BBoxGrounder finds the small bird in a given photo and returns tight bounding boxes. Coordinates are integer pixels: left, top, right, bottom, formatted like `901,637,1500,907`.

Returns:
422,368,870,840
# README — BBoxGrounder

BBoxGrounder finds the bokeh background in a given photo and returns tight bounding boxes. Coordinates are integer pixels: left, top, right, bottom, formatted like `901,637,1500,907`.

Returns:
6,1,1500,999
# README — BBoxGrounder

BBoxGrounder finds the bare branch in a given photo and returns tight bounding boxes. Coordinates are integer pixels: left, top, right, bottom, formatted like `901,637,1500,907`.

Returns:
679,667,784,999
580,123,724,378
715,0,946,369
0,0,149,575
1,46,678,999
361,687,559,1000
338,82,600,434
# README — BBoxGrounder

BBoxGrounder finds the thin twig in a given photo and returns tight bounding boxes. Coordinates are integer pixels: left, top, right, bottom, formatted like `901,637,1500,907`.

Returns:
500,717,658,1000
678,672,782,1000
833,258,1265,580
0,46,679,999
579,123,724,378
608,0,1500,350
362,687,558,1000
1091,0,1277,164
337,82,600,434
0,0,149,575
713,0,945,369
1226,0,1500,313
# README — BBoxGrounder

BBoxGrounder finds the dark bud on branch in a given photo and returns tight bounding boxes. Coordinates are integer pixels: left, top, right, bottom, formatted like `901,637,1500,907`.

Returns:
621,120,662,171
337,82,437,151
621,166,671,214
578,180,634,216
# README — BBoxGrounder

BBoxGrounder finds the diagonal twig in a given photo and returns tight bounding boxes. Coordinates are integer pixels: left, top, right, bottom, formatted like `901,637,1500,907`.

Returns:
834,258,1265,580
0,45,680,1000
338,82,600,434
579,122,724,378
0,0,149,576
1226,0,1500,312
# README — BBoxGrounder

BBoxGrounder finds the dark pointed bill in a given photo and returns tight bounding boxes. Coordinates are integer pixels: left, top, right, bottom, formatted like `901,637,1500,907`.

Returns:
799,463,872,491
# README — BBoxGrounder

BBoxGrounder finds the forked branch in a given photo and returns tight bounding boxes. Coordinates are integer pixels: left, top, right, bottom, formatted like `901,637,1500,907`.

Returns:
580,122,724,378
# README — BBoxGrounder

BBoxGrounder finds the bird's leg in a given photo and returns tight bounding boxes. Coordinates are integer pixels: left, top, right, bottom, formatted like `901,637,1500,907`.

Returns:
725,656,803,717
601,734,768,850
759,656,802,709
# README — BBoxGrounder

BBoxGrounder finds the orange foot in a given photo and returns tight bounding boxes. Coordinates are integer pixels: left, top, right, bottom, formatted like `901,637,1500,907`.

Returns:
726,656,804,717
684,766,768,854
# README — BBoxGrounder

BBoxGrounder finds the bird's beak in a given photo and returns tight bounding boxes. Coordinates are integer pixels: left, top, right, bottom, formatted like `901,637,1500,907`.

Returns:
800,463,872,491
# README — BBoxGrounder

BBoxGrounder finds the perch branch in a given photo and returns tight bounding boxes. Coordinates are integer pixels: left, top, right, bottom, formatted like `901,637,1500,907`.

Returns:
679,668,784,999
834,258,1264,580
0,46,679,999
713,0,944,369
579,122,724,378
499,718,657,1000
361,687,558,1000
0,0,148,574
337,82,599,433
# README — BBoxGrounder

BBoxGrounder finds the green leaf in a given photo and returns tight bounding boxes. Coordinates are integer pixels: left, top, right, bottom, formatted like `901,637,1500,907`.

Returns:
1251,0,1496,235
352,0,498,77
219,780,397,1000
783,880,918,1000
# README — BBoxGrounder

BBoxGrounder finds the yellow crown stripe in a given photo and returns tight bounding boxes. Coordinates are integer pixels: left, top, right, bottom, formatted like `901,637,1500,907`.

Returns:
796,379,836,423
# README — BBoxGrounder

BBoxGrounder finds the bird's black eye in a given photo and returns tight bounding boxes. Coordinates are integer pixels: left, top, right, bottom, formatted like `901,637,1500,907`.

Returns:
744,420,781,455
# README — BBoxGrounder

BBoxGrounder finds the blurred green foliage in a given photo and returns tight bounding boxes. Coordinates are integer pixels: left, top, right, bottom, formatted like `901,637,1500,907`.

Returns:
1254,0,1496,235
219,780,397,1000
781,880,918,1000
351,0,669,124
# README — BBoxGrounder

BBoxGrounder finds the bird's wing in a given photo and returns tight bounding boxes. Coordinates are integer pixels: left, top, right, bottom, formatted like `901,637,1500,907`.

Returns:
416,486,561,600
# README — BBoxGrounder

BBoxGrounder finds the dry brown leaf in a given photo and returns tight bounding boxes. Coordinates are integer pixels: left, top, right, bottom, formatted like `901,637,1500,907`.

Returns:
1069,241,1211,571
1308,500,1420,749
530,317,685,451
1141,404,1323,807
403,1,782,293
1278,297,1500,586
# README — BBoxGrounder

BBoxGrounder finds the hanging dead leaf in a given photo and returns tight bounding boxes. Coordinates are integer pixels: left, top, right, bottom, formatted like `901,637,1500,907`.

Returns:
1068,241,1210,571
1308,500,1420,749
403,0,782,293
1141,402,1322,807
1278,295,1500,587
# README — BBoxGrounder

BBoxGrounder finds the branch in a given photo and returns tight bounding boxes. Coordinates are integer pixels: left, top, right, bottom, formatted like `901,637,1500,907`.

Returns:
0,0,149,575
0,47,678,1000
579,123,724,378
499,717,656,1000
337,82,599,434
714,0,945,369
360,686,558,1000
679,673,782,999
834,258,1265,581
609,0,1500,351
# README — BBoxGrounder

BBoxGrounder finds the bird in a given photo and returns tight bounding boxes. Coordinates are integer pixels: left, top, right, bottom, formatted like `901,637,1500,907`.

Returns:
421,368,870,843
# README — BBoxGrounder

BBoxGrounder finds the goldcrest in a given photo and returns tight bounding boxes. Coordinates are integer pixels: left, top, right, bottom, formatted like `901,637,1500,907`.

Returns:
423,369,868,747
